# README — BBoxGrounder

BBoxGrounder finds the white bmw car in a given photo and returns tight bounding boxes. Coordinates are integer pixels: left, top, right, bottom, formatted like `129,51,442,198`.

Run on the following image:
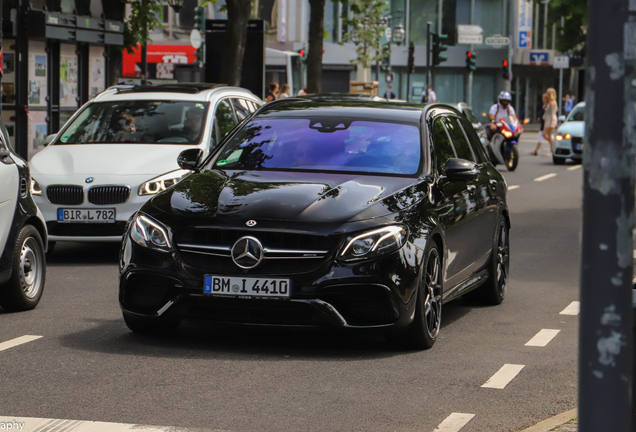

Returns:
29,83,262,246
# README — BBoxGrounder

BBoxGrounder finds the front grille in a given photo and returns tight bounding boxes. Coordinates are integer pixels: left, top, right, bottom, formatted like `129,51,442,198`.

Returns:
175,229,333,275
124,273,174,309
319,285,397,325
46,221,127,237
555,148,569,155
88,186,131,205
187,297,315,325
571,136,583,154
47,185,84,205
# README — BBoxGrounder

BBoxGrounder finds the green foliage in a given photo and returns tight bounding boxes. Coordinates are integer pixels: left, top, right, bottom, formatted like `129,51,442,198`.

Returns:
339,0,390,69
122,0,164,52
534,0,587,56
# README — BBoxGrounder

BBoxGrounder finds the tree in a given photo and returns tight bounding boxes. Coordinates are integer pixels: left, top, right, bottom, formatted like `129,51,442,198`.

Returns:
219,0,252,86
122,0,164,53
535,0,587,57
307,0,326,93
340,0,389,69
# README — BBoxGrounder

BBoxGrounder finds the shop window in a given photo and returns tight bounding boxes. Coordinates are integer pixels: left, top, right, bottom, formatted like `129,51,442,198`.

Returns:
60,0,74,13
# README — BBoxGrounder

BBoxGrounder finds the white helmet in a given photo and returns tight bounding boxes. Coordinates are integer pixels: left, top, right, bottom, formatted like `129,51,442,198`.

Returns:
498,91,512,102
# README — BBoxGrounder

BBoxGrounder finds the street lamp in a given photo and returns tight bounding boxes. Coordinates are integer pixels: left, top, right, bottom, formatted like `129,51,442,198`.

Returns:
393,23,405,46
378,11,404,86
166,0,187,13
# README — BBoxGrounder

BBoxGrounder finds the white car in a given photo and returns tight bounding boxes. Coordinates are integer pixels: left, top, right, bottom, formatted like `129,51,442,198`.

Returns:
0,121,47,311
553,101,585,165
29,83,262,246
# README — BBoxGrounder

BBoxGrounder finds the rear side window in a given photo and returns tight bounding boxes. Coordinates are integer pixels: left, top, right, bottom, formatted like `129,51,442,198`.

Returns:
457,116,488,163
215,99,238,139
432,118,456,174
443,117,475,162
232,98,250,121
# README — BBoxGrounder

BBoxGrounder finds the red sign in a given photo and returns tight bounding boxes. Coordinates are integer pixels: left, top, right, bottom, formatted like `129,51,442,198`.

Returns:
122,44,199,77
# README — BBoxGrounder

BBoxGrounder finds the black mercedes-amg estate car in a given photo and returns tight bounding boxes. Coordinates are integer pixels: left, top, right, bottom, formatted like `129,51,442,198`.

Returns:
119,100,510,349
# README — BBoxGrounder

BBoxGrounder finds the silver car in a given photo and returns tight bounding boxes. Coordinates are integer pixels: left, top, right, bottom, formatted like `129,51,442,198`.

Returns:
553,101,585,165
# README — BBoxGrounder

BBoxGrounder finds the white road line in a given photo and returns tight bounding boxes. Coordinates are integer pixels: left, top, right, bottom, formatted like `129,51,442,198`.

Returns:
433,413,476,432
633,249,636,259
567,165,582,171
481,364,525,389
525,329,561,347
0,416,215,432
508,185,520,190
0,335,42,353
534,173,557,182
560,301,580,316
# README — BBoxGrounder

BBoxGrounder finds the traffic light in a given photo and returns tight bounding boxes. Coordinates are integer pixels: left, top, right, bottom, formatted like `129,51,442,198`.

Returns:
296,48,307,64
465,50,476,71
195,47,204,67
407,41,415,74
431,33,448,65
194,6,205,32
502,59,509,80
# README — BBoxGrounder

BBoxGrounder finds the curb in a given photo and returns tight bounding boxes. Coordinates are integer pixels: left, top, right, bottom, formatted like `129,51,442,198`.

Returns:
520,409,577,432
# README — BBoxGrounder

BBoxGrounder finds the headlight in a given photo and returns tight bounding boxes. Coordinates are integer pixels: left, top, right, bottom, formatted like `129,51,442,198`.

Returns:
565,133,571,140
138,169,191,196
30,178,42,196
502,130,513,138
338,226,407,262
556,134,563,141
129,213,173,252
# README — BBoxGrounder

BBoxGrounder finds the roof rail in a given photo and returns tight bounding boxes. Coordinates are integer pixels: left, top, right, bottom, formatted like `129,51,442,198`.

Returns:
118,83,227,94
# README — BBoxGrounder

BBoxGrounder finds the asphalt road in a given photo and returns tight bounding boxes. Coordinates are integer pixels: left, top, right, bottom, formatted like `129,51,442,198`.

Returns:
0,132,582,432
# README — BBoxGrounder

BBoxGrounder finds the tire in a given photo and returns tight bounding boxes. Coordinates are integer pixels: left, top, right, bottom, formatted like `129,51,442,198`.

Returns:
553,156,565,165
400,244,443,350
0,225,46,311
123,312,180,335
504,145,519,171
465,219,509,305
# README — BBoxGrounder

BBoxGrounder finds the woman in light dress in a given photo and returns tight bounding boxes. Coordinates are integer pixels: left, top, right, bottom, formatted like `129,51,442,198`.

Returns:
542,88,558,155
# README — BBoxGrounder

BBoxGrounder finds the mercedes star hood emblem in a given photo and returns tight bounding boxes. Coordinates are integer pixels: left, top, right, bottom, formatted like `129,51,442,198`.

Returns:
231,236,264,269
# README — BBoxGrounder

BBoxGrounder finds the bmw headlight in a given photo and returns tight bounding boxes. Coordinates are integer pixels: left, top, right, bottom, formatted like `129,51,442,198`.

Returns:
30,178,42,196
138,169,191,196
338,226,407,262
129,213,173,252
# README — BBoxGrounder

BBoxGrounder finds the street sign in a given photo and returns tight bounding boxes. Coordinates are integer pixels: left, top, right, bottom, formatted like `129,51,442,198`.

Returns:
385,27,392,41
517,0,533,49
529,51,549,65
457,25,483,35
554,56,569,69
458,34,483,45
190,29,202,49
485,35,510,48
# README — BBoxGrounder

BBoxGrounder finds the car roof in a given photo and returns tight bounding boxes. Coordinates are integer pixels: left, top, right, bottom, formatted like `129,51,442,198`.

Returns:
573,101,585,108
92,83,260,103
256,99,428,123
299,93,388,102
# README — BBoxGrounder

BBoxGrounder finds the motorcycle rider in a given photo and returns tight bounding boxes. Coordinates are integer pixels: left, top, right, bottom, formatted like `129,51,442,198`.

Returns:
487,91,517,139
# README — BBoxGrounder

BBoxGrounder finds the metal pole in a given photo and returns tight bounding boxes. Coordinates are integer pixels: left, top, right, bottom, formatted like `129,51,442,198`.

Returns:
426,21,431,95
579,0,634,429
467,0,474,107
141,0,148,85
558,68,563,115
523,76,529,123
533,2,539,49
543,2,548,50
438,0,442,33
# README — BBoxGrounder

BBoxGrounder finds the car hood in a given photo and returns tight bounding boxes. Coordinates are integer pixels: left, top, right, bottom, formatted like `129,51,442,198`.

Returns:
152,170,427,224
29,144,194,177
557,121,585,137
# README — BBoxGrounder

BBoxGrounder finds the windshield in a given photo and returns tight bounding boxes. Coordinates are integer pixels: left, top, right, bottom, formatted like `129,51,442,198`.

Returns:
211,118,422,175
56,100,210,145
567,106,585,122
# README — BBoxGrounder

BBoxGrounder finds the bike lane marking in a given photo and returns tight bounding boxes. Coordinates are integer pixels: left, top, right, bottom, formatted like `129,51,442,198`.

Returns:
559,301,580,316
433,413,476,432
481,364,525,389
0,335,42,353
525,329,561,347
534,173,557,182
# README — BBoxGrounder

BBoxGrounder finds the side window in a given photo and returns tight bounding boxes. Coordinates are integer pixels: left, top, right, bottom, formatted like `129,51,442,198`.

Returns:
209,118,220,152
231,98,250,122
432,118,456,174
214,99,238,139
443,117,475,162
457,116,488,163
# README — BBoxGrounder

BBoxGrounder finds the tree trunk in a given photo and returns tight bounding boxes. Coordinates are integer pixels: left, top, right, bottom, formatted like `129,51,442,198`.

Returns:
307,0,325,94
219,0,251,86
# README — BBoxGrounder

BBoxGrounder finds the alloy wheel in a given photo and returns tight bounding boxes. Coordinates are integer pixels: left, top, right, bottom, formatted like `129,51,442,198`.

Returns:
423,248,442,339
496,224,509,298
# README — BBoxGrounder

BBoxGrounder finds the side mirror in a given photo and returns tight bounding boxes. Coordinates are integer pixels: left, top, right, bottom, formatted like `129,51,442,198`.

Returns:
444,158,479,181
45,134,56,146
177,148,202,172
557,115,566,125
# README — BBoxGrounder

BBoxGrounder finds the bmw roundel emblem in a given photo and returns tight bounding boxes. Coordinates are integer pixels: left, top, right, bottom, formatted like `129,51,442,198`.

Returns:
246,220,257,227
85,177,94,184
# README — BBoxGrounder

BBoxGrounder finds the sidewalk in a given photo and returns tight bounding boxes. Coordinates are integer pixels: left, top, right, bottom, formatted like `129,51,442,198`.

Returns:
521,409,577,432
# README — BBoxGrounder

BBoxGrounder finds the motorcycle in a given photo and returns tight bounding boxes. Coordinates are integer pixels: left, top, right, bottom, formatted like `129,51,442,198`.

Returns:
484,116,522,171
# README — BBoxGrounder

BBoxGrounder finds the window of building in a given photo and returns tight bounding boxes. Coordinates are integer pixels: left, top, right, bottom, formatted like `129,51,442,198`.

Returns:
178,0,198,28
255,0,277,34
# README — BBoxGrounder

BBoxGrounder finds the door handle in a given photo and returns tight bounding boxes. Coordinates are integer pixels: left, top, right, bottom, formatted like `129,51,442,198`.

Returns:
467,185,476,193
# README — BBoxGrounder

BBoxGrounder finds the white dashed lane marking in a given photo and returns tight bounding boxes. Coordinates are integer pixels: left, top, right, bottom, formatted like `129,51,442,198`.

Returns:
433,413,476,432
525,329,561,347
559,301,580,316
567,165,582,171
481,364,525,389
0,416,218,432
508,185,520,190
0,335,42,353
534,173,557,182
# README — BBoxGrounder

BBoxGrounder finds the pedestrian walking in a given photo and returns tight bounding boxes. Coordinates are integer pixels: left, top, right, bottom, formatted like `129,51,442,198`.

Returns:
531,93,549,156
265,82,279,103
277,84,290,99
297,86,308,96
563,94,574,116
542,88,558,155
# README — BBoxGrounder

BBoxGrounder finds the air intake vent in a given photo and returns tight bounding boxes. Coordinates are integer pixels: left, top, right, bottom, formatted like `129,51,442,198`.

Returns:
47,186,84,205
88,186,131,205
20,178,28,198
